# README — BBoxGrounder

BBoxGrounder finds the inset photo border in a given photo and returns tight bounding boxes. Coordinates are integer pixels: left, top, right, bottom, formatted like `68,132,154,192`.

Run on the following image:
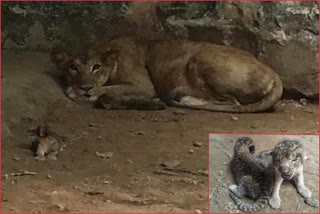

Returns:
209,133,319,213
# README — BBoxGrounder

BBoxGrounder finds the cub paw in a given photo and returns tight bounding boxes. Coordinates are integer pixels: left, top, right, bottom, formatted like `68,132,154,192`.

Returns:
269,196,281,209
229,184,240,196
298,186,312,198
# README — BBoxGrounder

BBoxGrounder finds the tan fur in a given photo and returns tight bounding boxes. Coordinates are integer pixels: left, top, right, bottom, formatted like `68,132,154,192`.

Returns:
35,136,65,161
51,37,283,112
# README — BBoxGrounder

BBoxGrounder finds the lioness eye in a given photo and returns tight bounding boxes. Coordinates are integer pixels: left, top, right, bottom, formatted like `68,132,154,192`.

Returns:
69,64,78,75
92,64,101,73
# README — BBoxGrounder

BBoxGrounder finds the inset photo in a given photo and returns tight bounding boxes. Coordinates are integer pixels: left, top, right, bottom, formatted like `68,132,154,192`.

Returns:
209,134,319,213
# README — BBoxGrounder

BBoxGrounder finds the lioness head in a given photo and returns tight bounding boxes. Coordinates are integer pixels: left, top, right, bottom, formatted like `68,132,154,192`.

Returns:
51,49,119,99
273,140,304,180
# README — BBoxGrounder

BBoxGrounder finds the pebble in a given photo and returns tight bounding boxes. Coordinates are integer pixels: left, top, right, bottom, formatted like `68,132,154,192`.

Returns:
96,152,113,159
195,209,202,213
193,141,203,147
188,149,195,154
250,123,258,129
47,174,52,179
161,159,181,167
153,118,159,122
136,131,145,136
304,109,314,114
230,115,239,121
300,98,308,106
50,204,65,211
12,157,20,161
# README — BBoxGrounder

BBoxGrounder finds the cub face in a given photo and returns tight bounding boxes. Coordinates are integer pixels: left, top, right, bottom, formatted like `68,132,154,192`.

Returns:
273,140,304,180
234,137,255,155
51,49,119,101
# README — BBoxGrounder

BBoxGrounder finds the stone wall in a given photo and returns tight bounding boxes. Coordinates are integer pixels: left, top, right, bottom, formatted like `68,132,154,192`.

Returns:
2,1,319,99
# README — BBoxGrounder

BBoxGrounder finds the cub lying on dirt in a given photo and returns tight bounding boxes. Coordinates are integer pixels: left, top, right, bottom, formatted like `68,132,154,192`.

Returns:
51,37,283,113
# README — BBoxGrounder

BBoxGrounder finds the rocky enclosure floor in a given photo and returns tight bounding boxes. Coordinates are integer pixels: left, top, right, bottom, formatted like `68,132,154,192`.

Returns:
1,51,319,212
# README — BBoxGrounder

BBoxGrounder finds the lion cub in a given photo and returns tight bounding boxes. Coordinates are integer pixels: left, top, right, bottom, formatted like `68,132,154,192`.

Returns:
229,137,274,212
30,125,66,161
269,140,318,209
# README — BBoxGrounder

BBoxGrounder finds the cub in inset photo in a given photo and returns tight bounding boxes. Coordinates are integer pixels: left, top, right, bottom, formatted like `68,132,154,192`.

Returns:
209,134,319,213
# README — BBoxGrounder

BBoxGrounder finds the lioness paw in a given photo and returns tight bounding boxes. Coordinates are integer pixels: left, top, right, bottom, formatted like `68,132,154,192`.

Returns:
269,196,281,209
65,87,77,100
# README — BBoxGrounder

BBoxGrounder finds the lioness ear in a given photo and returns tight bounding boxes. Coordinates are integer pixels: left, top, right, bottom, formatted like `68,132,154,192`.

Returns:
50,50,70,68
101,50,120,66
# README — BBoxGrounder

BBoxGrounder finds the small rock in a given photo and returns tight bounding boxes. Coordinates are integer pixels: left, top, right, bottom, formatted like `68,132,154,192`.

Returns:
198,169,208,176
161,160,181,167
12,157,20,161
299,98,309,106
103,180,111,184
188,149,195,154
136,131,145,136
127,159,134,164
304,109,314,114
47,174,52,179
195,209,202,213
28,200,46,204
230,115,239,121
193,141,203,147
250,123,258,129
50,204,65,211
97,136,102,139
86,190,104,195
96,152,113,159
153,118,159,122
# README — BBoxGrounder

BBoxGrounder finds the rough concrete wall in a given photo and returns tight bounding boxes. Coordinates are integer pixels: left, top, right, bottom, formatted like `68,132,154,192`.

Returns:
2,2,130,53
2,1,319,99
157,1,319,99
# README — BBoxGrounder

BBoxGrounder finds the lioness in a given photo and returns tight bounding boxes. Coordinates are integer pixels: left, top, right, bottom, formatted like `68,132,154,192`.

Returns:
51,37,283,113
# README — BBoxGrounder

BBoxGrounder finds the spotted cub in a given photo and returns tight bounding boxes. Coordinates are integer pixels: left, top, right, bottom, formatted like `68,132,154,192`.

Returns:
229,137,274,212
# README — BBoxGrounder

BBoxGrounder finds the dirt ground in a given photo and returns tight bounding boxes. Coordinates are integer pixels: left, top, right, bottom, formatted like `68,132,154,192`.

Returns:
210,134,319,213
1,51,319,213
